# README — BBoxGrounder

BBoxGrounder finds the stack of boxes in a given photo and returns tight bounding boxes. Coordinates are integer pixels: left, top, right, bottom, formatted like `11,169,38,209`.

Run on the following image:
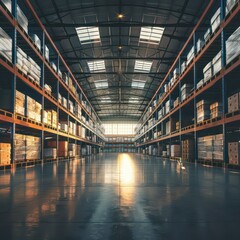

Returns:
0,143,11,165
203,61,212,81
212,51,222,76
187,46,194,65
182,139,194,161
210,102,222,119
173,97,180,108
46,141,68,158
29,33,41,51
226,27,240,64
25,135,41,160
198,134,223,161
181,84,193,101
44,148,57,159
196,38,204,53
43,110,57,128
228,92,240,113
181,61,186,74
226,0,238,15
26,96,36,120
68,100,74,114
210,8,221,33
16,47,41,84
171,144,181,157
196,100,210,123
0,27,12,61
15,90,25,116
228,142,240,165
165,100,173,114
15,134,26,162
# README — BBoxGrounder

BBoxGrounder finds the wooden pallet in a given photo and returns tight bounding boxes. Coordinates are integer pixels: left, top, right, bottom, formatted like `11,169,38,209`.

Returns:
226,109,240,118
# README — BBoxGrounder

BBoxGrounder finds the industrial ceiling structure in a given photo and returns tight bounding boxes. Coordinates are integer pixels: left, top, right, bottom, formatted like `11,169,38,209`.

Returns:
31,0,208,121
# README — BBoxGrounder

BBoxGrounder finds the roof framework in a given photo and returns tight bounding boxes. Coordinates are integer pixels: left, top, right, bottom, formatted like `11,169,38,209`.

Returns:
31,0,208,121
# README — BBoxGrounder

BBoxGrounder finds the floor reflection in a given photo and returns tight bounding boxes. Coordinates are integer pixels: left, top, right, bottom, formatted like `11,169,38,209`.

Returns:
0,153,240,240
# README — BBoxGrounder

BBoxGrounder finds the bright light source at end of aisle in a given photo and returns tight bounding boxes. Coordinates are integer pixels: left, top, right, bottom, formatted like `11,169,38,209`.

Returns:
139,26,164,45
119,154,135,185
88,60,106,72
76,26,100,45
131,79,146,89
134,60,152,73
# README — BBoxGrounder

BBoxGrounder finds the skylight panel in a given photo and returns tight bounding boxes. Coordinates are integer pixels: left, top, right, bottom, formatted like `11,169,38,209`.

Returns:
101,97,111,103
129,97,139,103
139,27,164,45
95,80,108,89
132,80,146,89
88,60,106,72
76,27,100,45
134,60,152,73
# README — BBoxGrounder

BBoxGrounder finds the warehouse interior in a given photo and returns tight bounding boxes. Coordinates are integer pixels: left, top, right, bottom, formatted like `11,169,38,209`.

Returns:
0,0,240,239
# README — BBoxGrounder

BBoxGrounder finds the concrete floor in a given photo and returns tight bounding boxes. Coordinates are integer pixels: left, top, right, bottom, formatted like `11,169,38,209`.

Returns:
0,153,240,240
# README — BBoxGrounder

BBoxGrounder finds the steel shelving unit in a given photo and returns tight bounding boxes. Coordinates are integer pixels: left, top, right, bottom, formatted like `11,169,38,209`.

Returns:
0,0,105,169
135,0,240,168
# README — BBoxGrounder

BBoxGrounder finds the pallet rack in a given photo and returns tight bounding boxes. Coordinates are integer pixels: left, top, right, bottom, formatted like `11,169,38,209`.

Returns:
104,135,136,153
135,0,240,168
0,0,105,169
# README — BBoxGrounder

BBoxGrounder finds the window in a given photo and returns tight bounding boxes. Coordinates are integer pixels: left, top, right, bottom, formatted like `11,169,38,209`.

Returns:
134,60,152,73
103,123,137,135
76,26,100,45
95,80,108,89
139,26,164,45
132,80,146,89
88,60,106,72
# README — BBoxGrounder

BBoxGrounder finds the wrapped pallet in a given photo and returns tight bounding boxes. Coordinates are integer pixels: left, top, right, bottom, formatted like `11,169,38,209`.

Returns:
15,90,25,116
26,135,41,160
26,96,36,120
0,143,11,165
15,134,26,162
0,27,12,61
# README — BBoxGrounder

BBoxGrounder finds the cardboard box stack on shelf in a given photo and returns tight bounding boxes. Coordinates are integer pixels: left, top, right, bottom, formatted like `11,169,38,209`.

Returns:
26,96,36,120
165,100,173,114
210,8,221,33
16,47,41,84
228,92,240,113
228,142,240,165
196,100,210,123
176,121,180,131
69,143,76,157
29,33,41,51
197,38,204,53
226,0,238,15
171,144,181,157
210,102,222,119
0,143,11,165
181,60,186,74
44,148,57,159
181,84,193,101
165,119,176,135
226,27,240,64
204,28,212,42
187,46,194,65
47,141,68,158
182,139,194,161
43,110,58,128
15,90,25,116
15,134,26,162
0,27,12,61
26,135,41,160
203,61,212,81
212,51,222,76
198,134,223,161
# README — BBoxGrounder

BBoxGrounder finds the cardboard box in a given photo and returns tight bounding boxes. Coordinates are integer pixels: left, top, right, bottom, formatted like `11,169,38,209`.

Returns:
210,8,221,33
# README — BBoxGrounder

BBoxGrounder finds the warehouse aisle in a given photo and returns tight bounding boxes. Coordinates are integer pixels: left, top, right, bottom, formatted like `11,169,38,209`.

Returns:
0,153,240,240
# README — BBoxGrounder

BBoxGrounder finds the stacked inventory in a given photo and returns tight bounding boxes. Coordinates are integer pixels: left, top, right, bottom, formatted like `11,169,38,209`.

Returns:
46,141,68,158
210,102,222,118
198,134,223,161
26,136,41,160
228,92,240,113
228,142,240,165
15,134,26,162
196,100,210,123
0,143,11,165
226,27,240,64
15,90,25,115
0,27,12,61
181,84,193,101
182,139,194,161
171,144,181,157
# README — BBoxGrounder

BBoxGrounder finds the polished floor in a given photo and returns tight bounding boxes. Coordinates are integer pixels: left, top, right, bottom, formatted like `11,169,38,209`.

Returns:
0,153,240,240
